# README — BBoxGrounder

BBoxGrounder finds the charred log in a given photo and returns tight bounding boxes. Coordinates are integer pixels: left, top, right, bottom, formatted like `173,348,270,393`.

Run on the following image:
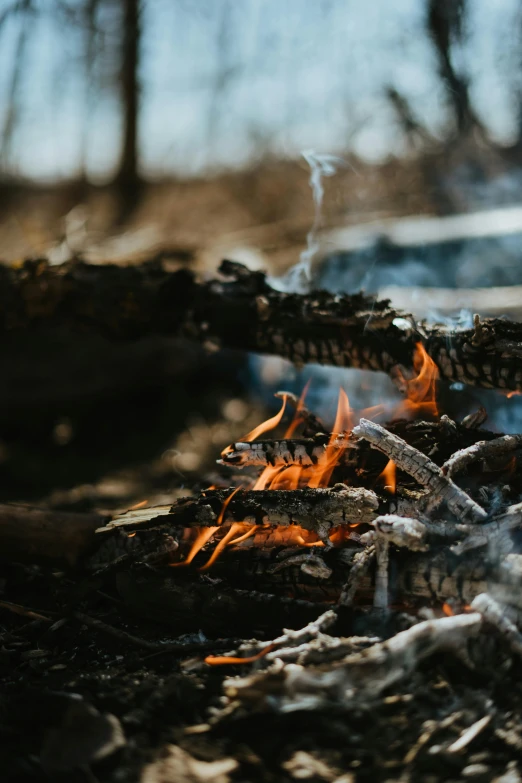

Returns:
97,485,380,546
220,419,502,474
3,259,522,393
115,564,331,634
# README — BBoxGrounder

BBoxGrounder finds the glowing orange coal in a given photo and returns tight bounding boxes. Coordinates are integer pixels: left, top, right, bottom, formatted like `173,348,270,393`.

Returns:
395,342,439,419
379,459,396,494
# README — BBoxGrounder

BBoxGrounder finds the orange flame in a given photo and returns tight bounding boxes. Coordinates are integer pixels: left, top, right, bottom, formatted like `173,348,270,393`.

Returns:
205,642,275,665
270,465,302,490
173,487,242,567
442,602,454,616
395,342,439,419
284,380,312,438
308,388,352,488
253,464,286,491
175,526,219,567
199,522,245,571
128,499,149,511
241,395,288,443
379,459,396,494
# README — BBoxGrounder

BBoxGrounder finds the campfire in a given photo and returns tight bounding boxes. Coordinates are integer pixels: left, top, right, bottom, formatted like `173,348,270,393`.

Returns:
3,258,522,781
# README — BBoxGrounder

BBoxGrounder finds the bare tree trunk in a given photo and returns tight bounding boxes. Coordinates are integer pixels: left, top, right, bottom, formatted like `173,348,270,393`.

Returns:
426,0,478,135
0,0,33,167
114,0,141,209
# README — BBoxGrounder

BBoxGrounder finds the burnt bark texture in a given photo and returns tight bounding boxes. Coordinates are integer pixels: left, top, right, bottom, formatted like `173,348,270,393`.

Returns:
115,564,331,634
3,258,522,393
98,485,379,539
112,544,492,629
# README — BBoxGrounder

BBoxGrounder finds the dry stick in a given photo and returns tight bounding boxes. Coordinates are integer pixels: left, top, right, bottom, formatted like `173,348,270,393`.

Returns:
452,501,522,556
4,258,522,394
224,613,484,712
337,545,376,607
0,599,54,622
442,434,522,477
207,609,337,663
471,593,522,657
353,419,487,522
361,516,430,611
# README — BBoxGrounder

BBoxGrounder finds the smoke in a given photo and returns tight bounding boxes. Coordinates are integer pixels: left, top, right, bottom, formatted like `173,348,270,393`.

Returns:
270,150,345,293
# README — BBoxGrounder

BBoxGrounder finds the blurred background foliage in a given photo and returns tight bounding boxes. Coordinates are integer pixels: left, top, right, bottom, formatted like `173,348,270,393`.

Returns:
1,0,522,187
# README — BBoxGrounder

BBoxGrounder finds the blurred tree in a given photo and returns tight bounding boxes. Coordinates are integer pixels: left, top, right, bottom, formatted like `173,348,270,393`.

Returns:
426,0,481,135
114,0,142,206
0,0,34,168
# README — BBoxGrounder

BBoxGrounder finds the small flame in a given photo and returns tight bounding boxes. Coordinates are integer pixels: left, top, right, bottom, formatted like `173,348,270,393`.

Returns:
175,526,219,567
205,642,275,666
379,459,396,494
241,395,288,443
395,342,439,419
284,380,311,438
308,388,352,488
199,522,245,571
128,499,149,510
174,487,242,567
295,533,325,547
442,602,454,616
507,391,521,399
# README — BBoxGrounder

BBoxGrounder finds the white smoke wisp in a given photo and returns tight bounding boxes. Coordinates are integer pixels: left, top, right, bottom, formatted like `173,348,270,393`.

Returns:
270,150,346,294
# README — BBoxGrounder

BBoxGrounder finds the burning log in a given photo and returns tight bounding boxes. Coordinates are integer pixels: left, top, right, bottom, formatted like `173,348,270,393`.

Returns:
451,502,522,556
4,258,522,394
219,419,503,477
219,433,354,469
99,485,380,545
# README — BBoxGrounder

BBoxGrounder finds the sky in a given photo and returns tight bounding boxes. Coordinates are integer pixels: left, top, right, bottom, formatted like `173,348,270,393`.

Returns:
0,0,521,182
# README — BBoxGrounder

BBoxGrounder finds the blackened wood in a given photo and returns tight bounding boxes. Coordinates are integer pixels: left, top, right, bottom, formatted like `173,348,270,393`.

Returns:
115,565,330,634
99,485,380,541
111,544,492,630
4,258,522,393
206,543,490,607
